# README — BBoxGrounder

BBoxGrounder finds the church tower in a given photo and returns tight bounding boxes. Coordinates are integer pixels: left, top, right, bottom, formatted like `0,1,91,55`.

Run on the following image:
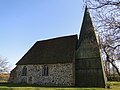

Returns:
75,7,106,87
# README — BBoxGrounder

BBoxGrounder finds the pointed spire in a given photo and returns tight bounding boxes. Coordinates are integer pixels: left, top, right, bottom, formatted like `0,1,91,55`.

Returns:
75,6,106,87
77,6,99,58
78,6,96,44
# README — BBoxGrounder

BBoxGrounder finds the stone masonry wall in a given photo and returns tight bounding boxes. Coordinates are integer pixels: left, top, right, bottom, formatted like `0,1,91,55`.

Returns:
9,63,74,86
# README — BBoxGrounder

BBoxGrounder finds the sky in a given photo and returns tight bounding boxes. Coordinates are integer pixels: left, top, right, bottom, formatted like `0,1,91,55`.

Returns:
0,0,85,70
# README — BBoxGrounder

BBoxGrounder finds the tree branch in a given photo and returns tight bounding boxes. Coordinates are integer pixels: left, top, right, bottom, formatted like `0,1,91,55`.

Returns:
103,46,120,76
89,1,120,9
108,45,120,49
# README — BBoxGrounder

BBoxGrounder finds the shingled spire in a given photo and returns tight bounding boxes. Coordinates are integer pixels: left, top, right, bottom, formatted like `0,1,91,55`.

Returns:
78,6,97,47
77,6,100,58
75,6,106,87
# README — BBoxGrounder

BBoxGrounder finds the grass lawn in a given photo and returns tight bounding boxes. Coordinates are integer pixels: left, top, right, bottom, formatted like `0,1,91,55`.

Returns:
0,82,120,90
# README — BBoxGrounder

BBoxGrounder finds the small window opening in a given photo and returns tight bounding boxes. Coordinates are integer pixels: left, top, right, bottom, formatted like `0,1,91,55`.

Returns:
22,66,27,76
42,65,48,76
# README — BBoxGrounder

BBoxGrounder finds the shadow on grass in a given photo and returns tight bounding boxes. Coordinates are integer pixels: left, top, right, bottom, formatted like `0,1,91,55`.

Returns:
0,82,74,88
0,82,50,90
0,82,77,90
0,82,107,90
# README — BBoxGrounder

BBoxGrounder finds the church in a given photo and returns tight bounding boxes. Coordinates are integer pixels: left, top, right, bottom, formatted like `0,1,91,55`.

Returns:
9,7,106,87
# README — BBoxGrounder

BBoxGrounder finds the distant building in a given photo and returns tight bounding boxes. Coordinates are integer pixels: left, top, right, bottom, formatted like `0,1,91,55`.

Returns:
9,7,106,87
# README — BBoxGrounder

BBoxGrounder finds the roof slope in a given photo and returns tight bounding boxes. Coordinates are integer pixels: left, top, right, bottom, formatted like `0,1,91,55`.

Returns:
16,35,78,65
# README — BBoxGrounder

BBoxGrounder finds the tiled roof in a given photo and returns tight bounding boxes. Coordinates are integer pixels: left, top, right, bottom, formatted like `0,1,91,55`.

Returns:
16,35,78,65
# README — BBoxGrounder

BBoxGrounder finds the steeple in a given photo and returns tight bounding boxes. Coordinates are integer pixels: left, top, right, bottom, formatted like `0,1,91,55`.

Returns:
77,6,99,58
75,6,106,87
78,6,97,47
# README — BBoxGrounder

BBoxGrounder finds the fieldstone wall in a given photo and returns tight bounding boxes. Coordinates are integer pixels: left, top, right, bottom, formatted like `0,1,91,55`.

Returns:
9,63,75,86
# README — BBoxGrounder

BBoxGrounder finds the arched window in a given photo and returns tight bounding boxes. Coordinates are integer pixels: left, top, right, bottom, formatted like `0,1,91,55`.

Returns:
22,66,27,76
42,65,48,76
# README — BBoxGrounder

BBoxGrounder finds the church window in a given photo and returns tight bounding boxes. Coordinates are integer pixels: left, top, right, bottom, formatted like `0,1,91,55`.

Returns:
42,65,48,76
22,66,27,76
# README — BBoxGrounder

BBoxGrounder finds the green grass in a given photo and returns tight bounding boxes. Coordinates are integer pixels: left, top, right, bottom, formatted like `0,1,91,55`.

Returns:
0,82,120,90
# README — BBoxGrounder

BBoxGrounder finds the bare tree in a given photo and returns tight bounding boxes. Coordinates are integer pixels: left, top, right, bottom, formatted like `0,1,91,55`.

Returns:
0,57,9,74
100,36,120,76
85,0,120,76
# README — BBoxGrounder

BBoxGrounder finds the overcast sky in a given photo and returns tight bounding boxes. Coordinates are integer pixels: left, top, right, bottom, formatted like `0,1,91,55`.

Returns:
0,0,85,69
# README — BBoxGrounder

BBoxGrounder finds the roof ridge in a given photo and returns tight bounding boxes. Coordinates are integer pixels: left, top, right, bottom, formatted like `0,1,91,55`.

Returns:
36,34,78,43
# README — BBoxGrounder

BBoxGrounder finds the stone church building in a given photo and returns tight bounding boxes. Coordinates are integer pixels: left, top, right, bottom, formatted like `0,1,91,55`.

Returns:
9,7,106,87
